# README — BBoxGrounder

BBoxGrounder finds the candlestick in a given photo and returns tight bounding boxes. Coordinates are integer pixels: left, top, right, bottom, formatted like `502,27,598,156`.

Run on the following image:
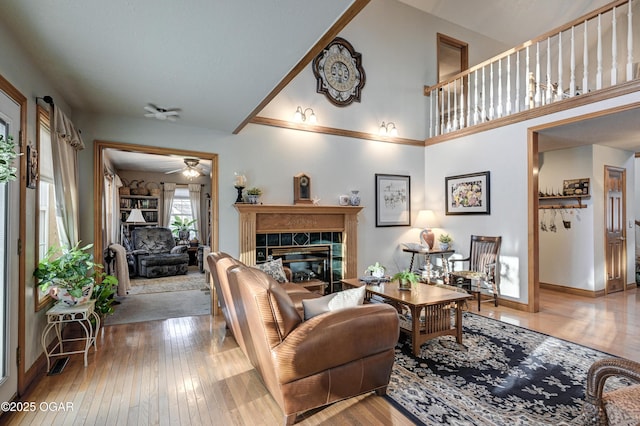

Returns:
234,185,245,203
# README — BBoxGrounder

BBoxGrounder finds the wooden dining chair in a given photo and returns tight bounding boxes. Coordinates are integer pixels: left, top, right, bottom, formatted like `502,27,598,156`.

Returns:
449,235,502,309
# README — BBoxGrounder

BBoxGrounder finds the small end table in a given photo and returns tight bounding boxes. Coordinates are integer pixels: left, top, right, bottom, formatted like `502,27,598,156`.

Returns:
403,248,455,283
42,300,100,370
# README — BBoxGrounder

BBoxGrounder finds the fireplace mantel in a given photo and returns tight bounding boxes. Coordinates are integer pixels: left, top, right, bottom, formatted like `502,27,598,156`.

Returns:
235,204,363,279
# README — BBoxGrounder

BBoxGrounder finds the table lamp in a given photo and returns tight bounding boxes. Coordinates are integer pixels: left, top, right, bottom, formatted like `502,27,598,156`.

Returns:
126,208,146,224
414,209,439,249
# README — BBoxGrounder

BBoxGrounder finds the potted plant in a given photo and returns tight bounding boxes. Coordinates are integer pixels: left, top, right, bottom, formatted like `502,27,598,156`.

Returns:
392,269,419,290
0,135,19,183
34,242,118,306
246,187,262,204
438,233,453,250
171,216,197,242
365,262,386,279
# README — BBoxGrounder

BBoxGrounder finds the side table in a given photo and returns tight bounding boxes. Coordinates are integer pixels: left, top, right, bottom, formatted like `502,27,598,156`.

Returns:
402,248,454,283
42,300,100,370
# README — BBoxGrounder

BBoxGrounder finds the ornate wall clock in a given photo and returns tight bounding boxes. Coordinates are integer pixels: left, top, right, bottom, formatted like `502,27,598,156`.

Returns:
312,37,366,107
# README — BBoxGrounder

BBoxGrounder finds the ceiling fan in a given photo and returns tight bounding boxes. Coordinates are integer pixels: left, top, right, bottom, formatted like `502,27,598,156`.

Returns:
144,103,181,121
165,158,205,178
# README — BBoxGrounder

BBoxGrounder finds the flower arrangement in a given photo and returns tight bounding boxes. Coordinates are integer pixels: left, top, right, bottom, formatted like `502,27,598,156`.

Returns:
438,233,453,244
246,187,262,196
365,262,386,278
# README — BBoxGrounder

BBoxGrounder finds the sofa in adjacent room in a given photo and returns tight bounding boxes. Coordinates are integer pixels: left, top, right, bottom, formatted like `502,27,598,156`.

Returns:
130,227,190,278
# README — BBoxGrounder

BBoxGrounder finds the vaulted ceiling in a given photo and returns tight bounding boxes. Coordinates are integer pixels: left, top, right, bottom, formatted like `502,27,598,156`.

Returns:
0,0,616,138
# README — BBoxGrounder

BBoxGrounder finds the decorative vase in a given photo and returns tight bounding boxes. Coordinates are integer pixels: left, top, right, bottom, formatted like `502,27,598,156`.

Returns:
439,242,450,251
50,284,93,306
350,190,361,206
247,194,259,204
398,278,412,291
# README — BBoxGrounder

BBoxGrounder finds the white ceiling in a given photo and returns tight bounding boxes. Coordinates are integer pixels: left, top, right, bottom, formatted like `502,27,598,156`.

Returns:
1,0,617,136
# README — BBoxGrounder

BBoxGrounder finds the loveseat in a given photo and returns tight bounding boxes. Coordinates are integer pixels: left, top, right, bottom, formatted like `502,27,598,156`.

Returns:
207,252,399,425
130,227,189,278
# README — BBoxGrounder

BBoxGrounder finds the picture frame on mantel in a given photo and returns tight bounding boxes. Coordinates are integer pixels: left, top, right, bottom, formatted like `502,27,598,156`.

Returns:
375,174,411,227
445,171,490,215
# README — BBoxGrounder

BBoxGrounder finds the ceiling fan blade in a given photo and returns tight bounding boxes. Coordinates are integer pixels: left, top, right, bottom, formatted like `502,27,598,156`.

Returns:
166,115,178,122
144,112,156,118
164,167,184,174
164,110,180,115
144,104,159,113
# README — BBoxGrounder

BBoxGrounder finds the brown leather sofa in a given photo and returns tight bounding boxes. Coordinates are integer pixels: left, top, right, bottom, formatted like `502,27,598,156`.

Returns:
208,252,399,425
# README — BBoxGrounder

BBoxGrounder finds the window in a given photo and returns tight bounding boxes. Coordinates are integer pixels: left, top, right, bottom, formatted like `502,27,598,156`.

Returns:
35,106,61,310
170,187,195,239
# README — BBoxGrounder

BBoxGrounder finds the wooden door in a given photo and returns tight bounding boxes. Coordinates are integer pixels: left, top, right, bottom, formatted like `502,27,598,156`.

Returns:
605,166,626,293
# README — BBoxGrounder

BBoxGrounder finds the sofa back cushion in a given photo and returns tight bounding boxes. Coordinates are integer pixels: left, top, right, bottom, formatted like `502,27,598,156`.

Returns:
131,227,176,253
228,265,301,349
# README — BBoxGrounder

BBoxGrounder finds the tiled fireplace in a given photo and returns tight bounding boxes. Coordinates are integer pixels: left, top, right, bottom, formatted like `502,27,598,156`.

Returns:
234,204,363,291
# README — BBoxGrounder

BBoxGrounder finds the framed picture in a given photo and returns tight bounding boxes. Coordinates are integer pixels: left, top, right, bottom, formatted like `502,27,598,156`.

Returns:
562,178,589,196
375,174,411,227
445,171,490,215
27,144,38,189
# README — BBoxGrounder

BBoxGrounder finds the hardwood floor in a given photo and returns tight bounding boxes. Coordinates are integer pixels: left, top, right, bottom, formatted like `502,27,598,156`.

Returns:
2,287,639,425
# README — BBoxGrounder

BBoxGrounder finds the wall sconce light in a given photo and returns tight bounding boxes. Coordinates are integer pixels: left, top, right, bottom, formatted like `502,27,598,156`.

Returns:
293,106,317,124
379,121,398,136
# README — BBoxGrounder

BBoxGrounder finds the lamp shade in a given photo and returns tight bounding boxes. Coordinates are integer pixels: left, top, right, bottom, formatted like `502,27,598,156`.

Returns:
414,210,439,229
126,208,146,223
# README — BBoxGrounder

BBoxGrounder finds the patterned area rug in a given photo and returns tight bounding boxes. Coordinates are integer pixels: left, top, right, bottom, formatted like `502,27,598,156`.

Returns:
387,312,628,425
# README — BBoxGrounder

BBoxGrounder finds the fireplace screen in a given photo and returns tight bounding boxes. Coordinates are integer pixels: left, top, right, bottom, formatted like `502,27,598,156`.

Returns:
267,245,333,292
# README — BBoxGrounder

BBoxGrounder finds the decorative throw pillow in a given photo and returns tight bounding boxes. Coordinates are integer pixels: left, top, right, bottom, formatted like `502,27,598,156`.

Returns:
256,258,288,283
170,245,188,254
302,285,366,320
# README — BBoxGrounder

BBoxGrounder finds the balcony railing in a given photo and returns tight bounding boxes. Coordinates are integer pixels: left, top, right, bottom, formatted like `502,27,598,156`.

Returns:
425,0,638,138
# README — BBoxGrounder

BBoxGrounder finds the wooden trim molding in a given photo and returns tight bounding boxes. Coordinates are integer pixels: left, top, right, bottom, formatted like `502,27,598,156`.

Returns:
426,80,640,146
540,282,606,298
233,0,370,134
250,116,425,146
234,204,363,278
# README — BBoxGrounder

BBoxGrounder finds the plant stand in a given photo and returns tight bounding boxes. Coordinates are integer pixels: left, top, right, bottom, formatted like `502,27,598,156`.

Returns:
42,300,100,370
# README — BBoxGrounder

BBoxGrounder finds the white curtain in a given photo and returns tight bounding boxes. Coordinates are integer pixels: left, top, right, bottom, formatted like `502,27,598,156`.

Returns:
188,184,202,242
104,173,123,245
162,182,176,227
51,106,84,247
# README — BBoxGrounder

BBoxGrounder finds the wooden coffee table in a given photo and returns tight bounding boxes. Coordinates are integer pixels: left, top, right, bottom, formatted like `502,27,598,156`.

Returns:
341,278,471,356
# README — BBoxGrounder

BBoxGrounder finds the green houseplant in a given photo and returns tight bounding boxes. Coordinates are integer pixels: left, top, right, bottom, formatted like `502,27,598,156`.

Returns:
34,242,118,306
392,269,419,290
0,135,19,183
438,233,453,250
246,187,262,204
365,262,386,278
171,216,197,241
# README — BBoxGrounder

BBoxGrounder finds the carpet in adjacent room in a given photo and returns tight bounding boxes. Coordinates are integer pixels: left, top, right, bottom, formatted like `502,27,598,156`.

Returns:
387,312,630,425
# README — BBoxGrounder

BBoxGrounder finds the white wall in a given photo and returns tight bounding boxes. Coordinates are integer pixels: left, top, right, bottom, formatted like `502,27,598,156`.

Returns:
260,0,509,141
538,146,595,289
425,92,640,305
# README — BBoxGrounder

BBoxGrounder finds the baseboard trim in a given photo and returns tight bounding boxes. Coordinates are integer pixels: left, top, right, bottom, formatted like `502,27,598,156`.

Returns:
540,282,605,297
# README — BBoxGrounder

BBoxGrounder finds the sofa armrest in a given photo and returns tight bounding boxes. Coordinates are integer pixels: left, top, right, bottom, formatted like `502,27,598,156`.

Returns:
272,303,399,384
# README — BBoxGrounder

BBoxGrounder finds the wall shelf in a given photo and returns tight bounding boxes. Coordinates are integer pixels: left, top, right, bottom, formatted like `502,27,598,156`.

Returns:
538,195,590,210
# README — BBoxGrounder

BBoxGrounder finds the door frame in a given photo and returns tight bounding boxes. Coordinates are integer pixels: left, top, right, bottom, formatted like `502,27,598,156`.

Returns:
93,140,219,293
604,165,627,294
0,74,27,396
528,102,640,312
